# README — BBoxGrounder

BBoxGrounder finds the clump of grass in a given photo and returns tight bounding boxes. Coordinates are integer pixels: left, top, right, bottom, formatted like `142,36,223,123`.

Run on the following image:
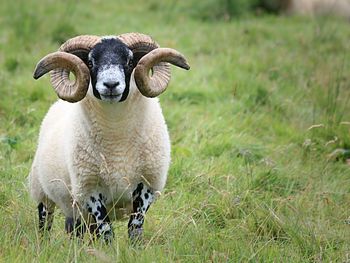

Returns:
188,0,255,21
306,65,350,162
1,136,19,150
0,191,10,208
29,89,45,102
4,57,19,72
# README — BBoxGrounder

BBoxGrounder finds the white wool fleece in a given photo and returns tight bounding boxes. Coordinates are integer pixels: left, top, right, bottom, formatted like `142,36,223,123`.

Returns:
28,77,170,219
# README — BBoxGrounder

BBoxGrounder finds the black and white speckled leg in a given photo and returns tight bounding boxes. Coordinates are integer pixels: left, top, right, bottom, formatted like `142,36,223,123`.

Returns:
86,193,113,243
128,182,155,242
38,202,55,232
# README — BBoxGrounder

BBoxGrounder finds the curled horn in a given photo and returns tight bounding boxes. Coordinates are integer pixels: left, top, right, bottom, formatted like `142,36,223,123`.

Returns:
34,33,189,101
117,33,190,98
33,35,101,102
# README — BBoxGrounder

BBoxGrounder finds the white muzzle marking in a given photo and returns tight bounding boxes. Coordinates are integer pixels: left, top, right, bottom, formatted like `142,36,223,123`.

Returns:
96,65,126,102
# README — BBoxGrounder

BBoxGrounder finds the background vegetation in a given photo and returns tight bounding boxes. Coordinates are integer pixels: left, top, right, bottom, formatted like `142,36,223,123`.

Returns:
0,0,349,262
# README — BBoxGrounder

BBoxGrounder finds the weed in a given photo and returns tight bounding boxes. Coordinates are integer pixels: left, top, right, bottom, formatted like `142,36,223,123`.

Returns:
4,57,19,72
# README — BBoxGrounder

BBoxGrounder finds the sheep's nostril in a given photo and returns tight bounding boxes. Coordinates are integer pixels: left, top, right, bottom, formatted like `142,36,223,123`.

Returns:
103,81,120,89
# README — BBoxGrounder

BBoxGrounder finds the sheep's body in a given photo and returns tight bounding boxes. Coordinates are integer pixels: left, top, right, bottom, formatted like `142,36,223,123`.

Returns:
29,33,189,242
29,80,170,221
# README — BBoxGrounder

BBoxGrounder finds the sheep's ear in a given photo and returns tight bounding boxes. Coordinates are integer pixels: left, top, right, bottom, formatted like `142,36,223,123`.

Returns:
70,50,90,67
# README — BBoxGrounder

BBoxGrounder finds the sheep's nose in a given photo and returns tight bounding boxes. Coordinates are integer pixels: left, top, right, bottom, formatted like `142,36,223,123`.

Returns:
103,81,120,89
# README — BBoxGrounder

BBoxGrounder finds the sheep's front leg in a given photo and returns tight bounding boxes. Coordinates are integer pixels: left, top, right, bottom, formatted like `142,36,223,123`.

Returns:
38,201,55,233
128,182,155,242
86,193,113,242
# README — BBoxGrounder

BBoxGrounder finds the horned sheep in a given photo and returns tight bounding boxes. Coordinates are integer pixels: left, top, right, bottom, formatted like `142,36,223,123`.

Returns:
28,33,190,242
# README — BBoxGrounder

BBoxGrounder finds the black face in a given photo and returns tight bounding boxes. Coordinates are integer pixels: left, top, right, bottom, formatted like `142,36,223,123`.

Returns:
87,38,134,102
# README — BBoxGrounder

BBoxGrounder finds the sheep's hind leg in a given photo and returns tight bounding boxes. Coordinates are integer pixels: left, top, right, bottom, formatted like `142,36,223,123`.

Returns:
86,193,113,243
65,217,85,238
128,182,155,243
38,201,55,233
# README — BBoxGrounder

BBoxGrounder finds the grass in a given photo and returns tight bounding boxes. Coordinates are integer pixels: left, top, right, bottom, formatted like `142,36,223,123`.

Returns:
1,0,350,262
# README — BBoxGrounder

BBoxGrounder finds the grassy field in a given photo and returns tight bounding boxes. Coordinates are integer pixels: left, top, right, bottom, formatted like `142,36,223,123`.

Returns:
0,0,350,262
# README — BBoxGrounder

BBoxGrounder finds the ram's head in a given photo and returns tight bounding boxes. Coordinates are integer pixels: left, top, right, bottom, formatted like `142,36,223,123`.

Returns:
33,33,190,103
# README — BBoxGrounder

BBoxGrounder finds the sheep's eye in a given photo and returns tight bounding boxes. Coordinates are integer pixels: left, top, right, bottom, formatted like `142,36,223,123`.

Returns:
128,60,133,67
88,60,93,69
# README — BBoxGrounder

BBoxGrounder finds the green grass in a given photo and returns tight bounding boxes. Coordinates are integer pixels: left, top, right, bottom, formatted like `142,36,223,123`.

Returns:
1,0,350,262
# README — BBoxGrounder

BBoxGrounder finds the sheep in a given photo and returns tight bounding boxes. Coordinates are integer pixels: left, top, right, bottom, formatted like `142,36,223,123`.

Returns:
28,33,190,242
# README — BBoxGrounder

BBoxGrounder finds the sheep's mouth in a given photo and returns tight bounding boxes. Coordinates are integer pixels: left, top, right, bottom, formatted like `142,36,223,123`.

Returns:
100,94,122,101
